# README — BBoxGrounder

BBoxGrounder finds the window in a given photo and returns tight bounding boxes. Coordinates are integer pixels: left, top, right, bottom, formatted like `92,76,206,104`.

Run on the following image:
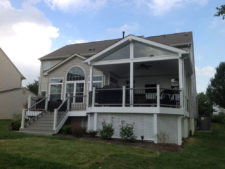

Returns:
89,76,103,88
67,67,85,81
134,41,176,58
100,43,130,61
49,78,63,101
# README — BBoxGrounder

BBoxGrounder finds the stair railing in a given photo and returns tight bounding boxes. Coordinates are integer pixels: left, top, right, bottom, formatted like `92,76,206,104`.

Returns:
53,95,70,133
21,96,48,129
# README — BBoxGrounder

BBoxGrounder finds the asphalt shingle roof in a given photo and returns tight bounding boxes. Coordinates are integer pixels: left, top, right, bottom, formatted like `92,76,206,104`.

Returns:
40,32,193,61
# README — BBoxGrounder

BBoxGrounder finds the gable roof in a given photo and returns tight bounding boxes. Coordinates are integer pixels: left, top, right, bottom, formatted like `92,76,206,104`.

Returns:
44,53,85,75
0,48,25,80
40,32,193,61
85,35,188,63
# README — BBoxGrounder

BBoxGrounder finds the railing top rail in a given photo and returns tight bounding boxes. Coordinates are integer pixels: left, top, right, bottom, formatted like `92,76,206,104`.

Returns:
29,96,47,110
57,97,69,111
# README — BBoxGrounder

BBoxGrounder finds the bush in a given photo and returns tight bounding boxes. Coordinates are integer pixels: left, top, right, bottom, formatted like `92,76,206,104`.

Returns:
120,121,136,142
10,114,21,131
61,125,72,134
211,114,225,124
87,130,98,137
99,121,114,140
72,127,86,137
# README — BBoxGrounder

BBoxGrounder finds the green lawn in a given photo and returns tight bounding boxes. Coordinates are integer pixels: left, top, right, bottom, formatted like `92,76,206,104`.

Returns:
0,120,225,169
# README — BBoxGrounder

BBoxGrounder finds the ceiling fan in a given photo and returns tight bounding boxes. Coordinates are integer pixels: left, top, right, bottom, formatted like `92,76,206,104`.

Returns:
137,63,152,70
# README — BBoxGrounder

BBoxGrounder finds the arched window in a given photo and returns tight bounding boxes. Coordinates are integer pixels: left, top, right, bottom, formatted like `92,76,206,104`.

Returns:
67,66,85,81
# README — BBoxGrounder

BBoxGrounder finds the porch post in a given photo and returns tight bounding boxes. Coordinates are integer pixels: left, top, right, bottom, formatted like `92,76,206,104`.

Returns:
92,87,96,107
153,113,158,143
20,109,25,129
130,41,134,106
93,112,97,131
45,94,48,111
53,109,57,130
157,84,160,108
122,86,126,107
178,58,184,108
89,65,93,91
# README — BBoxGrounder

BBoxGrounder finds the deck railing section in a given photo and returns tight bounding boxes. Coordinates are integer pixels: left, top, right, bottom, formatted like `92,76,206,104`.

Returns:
53,96,70,131
21,96,48,129
88,85,181,108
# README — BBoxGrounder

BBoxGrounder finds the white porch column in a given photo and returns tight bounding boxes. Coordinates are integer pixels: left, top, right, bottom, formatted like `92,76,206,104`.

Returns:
92,87,96,107
87,114,91,131
177,116,183,145
89,65,93,91
153,113,158,143
122,86,126,107
20,109,25,129
157,84,160,108
130,41,134,106
93,112,98,131
178,58,184,108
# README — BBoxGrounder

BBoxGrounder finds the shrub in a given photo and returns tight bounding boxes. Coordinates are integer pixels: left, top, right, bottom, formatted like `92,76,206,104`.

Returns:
72,127,86,137
99,121,114,140
61,125,72,134
88,130,98,137
211,114,225,124
10,114,21,131
120,121,136,142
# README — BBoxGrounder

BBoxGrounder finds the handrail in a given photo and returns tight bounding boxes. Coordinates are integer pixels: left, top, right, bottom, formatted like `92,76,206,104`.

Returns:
28,96,47,110
56,97,69,111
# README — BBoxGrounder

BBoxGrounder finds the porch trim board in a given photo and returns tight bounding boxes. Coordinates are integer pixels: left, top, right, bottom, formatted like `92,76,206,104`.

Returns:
86,107,184,115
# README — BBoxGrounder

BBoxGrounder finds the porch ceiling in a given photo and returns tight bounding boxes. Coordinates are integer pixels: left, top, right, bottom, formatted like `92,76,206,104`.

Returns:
96,59,178,78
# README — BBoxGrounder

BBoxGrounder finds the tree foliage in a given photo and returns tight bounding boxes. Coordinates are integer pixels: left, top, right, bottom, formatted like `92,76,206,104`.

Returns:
197,92,213,116
26,80,39,95
215,5,225,19
206,62,225,108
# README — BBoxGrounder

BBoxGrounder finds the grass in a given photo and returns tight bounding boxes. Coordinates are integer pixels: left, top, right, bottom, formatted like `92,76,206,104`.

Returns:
0,120,225,169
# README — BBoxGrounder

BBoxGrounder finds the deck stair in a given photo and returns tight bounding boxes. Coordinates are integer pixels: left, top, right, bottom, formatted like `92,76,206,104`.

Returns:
21,112,55,135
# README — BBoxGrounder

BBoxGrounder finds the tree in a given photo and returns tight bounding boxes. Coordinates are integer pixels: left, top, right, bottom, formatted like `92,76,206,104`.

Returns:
27,80,39,95
206,62,225,108
215,5,225,19
197,92,213,116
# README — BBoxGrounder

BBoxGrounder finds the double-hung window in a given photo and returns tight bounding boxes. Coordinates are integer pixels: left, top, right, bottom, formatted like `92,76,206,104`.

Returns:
49,78,63,101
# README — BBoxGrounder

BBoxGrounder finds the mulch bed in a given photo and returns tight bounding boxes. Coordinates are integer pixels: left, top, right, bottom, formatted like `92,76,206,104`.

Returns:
56,134,183,152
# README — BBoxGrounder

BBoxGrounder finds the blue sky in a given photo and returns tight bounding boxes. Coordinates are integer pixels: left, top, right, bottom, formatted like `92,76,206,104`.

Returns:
0,0,224,92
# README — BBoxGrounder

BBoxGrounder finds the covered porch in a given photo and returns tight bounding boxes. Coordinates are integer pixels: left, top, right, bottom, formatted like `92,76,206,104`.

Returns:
86,35,188,111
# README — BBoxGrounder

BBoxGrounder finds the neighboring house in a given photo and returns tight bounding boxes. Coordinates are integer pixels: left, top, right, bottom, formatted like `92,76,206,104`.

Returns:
21,32,197,145
0,48,34,119
213,105,225,115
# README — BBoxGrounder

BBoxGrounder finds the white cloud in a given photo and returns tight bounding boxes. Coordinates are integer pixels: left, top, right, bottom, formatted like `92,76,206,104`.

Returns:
195,66,215,77
44,0,106,12
136,0,208,16
195,66,215,92
107,23,139,36
68,39,87,44
0,0,59,85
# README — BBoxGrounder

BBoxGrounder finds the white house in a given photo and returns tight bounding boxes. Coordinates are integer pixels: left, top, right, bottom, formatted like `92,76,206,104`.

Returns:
20,32,197,145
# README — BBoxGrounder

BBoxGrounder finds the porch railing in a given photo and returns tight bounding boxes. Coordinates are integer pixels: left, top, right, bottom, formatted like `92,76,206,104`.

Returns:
53,96,70,132
88,85,181,108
